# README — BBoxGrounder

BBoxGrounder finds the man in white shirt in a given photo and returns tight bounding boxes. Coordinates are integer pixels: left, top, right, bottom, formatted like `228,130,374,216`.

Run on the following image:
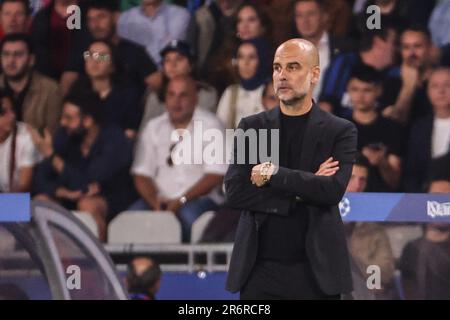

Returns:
0,90,40,193
131,75,227,242
405,67,450,191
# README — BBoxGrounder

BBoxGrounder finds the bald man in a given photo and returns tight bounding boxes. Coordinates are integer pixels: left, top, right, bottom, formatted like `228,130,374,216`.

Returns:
225,39,358,299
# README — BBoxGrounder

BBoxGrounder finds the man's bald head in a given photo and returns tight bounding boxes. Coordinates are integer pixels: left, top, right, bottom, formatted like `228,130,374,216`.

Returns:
166,74,198,126
272,38,320,109
275,39,320,68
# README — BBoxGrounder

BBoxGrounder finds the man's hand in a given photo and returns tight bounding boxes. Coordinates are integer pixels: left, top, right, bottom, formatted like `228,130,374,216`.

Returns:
86,183,101,197
161,198,182,214
315,157,340,176
362,144,387,167
401,63,420,89
28,126,54,158
251,162,276,187
55,187,83,202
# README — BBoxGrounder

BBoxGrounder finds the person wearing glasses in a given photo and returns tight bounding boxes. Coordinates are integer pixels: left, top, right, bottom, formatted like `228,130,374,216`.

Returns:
131,75,227,243
0,89,40,193
0,33,62,134
70,40,142,140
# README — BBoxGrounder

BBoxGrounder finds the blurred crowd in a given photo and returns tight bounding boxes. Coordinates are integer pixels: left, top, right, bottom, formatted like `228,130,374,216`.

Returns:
0,0,449,299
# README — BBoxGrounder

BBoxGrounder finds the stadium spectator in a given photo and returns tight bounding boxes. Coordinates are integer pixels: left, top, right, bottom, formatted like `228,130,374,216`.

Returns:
127,256,161,300
347,65,404,192
344,154,397,300
71,40,142,139
320,23,398,116
61,0,159,96
0,0,31,39
0,89,40,193
399,168,450,300
0,33,62,133
323,0,352,38
31,90,135,242
348,0,410,41
195,0,243,70
382,26,438,124
216,39,266,129
404,67,450,192
261,79,278,111
140,40,217,127
131,75,227,242
428,0,450,48
204,2,271,95
31,0,91,80
117,0,192,67
292,0,354,101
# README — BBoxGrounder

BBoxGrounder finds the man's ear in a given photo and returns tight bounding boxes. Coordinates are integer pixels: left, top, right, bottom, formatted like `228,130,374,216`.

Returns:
311,65,321,85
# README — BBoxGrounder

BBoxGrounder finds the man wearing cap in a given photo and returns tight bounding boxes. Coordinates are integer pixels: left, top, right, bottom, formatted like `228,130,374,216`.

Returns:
140,40,217,128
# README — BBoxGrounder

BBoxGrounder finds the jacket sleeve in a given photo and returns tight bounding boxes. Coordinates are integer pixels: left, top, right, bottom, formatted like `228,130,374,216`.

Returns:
269,121,357,206
224,118,292,215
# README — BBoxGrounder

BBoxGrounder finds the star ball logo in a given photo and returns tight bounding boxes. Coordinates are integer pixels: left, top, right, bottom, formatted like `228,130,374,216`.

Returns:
339,197,351,217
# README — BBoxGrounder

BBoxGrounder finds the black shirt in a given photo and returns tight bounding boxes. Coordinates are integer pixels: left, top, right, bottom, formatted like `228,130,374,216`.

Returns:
352,114,405,191
257,110,310,262
382,77,433,123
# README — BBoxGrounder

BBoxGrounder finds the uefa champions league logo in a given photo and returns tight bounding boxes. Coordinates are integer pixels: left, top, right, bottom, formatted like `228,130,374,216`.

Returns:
339,197,351,217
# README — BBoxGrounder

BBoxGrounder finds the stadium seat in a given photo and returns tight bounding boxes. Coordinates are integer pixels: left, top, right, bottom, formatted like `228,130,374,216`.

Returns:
72,211,99,238
190,211,216,244
385,225,423,259
108,211,182,244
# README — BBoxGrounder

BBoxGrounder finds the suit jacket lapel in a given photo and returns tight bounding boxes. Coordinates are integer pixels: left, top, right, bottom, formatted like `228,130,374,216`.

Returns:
299,104,325,171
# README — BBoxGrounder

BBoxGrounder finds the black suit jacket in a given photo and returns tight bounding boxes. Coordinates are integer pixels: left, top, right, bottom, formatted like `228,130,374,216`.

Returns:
404,115,433,192
224,105,357,295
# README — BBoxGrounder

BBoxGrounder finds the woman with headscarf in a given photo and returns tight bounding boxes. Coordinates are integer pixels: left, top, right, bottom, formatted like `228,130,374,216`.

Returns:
216,38,269,129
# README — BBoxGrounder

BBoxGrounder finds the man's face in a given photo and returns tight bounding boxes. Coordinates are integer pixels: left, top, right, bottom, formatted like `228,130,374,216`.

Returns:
262,83,279,110
163,51,191,79
236,43,259,80
401,31,430,68
165,78,198,124
1,41,32,80
0,2,28,34
84,42,113,79
427,69,450,112
294,1,325,39
87,8,115,40
60,103,84,135
347,78,380,112
346,165,368,192
0,97,16,134
272,43,319,105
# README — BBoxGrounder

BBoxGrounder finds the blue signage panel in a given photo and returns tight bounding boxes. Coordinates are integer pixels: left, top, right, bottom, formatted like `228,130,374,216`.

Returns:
340,193,450,222
0,193,31,222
